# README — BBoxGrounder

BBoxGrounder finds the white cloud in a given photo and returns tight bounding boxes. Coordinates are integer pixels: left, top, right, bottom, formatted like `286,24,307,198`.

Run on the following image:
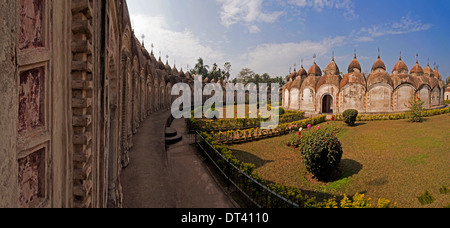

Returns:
236,36,346,77
131,14,224,70
248,25,262,34
287,0,357,19
217,0,284,33
352,15,432,42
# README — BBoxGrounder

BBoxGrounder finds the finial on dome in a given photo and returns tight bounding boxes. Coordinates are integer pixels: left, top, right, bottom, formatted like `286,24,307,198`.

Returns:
427,58,430,66
332,51,335,61
415,53,419,64
378,48,381,58
354,49,357,59
313,54,317,63
399,51,402,60
141,34,145,47
301,58,304,68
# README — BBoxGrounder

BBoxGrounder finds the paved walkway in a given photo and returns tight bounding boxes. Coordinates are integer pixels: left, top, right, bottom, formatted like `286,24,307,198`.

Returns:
121,110,235,208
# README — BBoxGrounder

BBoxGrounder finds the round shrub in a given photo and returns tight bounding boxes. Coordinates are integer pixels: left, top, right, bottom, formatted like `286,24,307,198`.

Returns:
299,128,343,181
273,107,285,115
342,109,358,126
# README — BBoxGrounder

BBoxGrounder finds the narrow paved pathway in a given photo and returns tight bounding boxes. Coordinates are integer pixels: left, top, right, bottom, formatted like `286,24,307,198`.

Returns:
121,110,235,208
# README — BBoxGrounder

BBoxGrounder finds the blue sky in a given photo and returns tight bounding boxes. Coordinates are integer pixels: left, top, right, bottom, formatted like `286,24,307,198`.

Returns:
127,0,450,80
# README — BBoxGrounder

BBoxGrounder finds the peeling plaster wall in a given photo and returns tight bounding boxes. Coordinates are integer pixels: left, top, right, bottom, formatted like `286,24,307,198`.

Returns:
341,84,365,113
0,0,19,208
367,85,392,113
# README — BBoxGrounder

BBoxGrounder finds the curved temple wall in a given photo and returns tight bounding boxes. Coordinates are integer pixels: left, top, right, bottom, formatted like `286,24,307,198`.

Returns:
0,0,203,208
283,57,447,114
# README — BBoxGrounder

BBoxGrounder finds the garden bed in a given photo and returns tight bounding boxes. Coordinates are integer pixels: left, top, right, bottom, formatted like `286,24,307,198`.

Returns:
229,115,450,208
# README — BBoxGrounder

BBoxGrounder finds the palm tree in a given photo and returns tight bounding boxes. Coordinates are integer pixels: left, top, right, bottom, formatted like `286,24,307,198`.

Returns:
191,57,209,79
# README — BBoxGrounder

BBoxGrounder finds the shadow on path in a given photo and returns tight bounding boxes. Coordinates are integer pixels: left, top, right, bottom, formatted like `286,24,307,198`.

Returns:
121,111,235,208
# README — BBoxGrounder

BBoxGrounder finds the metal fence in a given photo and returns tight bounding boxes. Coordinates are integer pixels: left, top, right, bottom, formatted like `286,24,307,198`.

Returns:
192,131,299,208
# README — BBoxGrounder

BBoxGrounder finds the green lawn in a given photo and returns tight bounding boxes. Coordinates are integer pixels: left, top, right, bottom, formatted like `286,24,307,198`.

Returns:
230,115,450,208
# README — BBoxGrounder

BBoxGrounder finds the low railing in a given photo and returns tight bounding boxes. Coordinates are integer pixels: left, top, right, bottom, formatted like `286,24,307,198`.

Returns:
192,131,299,208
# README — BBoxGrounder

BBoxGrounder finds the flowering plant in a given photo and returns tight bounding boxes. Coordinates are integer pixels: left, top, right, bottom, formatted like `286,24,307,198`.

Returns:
407,96,424,123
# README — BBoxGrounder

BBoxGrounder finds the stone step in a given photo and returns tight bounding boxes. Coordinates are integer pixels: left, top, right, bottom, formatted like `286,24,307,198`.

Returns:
165,134,183,145
165,127,178,138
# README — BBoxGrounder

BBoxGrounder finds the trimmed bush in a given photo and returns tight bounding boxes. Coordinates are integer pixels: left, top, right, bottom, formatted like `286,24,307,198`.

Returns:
417,191,435,205
273,107,285,115
299,127,343,181
342,109,358,126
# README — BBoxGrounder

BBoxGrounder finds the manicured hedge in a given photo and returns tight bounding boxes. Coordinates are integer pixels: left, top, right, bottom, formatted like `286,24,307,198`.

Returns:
207,115,327,144
332,107,450,122
189,110,305,132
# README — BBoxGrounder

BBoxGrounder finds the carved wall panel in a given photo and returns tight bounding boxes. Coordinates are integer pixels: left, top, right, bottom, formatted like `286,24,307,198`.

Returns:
19,0,45,50
18,67,45,134
18,147,46,208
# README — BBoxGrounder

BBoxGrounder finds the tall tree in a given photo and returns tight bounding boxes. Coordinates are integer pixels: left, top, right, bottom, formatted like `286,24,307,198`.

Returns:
191,57,209,79
237,68,256,84
223,62,232,82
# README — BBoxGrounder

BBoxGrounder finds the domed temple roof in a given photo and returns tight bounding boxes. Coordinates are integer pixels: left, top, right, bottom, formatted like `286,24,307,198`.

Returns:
157,57,165,70
165,60,172,72
392,57,408,74
348,55,362,73
372,55,387,72
298,65,307,77
185,71,192,79
301,75,320,90
172,64,179,76
317,74,341,90
290,76,303,90
179,68,185,78
433,68,441,80
424,63,434,77
324,58,340,76
367,55,393,89
308,63,322,76
341,72,366,90
284,80,293,91
287,69,298,82
410,61,424,75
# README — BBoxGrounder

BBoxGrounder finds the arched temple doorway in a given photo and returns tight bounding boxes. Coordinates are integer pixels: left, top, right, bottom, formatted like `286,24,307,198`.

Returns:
322,94,334,114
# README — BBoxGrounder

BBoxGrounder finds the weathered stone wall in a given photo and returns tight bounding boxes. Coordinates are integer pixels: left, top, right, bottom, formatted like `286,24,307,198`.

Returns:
340,84,365,113
283,59,446,114
0,0,19,208
300,88,315,112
